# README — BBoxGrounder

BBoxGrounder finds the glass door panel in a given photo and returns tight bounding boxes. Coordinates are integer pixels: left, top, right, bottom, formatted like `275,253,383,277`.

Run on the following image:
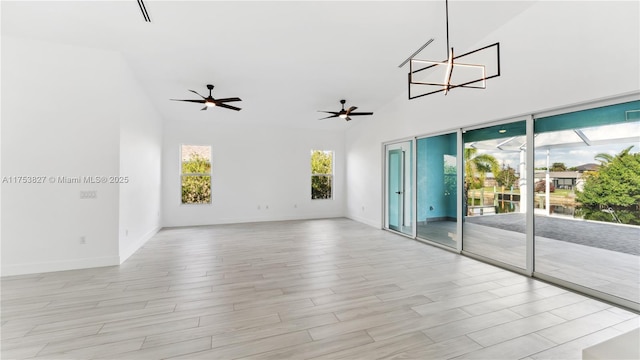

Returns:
462,120,528,269
388,149,403,231
385,141,413,236
416,133,458,248
534,100,640,306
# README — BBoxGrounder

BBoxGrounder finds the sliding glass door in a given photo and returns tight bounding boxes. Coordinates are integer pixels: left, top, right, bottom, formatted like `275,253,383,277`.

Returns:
381,97,638,310
385,141,413,236
416,133,458,248
534,100,640,306
462,120,528,269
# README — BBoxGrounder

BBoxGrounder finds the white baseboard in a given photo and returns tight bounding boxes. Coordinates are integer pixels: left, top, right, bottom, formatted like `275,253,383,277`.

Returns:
1,256,120,277
346,214,380,228
162,213,345,228
119,226,160,264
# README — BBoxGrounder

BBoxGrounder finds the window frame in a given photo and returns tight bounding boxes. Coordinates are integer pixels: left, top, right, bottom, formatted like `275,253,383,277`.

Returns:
310,149,334,200
180,144,212,205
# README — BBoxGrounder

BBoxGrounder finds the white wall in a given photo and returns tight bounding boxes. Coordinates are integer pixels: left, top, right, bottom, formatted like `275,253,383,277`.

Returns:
162,121,345,227
1,36,121,275
2,1,637,274
345,1,640,228
1,4,4,273
118,60,163,263
1,36,164,275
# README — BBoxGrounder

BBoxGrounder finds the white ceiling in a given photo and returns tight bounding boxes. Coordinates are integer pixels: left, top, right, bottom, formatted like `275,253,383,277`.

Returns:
2,1,536,130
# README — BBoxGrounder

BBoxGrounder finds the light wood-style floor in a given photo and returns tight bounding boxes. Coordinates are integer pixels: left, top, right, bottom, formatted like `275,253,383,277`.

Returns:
418,219,640,302
2,218,638,359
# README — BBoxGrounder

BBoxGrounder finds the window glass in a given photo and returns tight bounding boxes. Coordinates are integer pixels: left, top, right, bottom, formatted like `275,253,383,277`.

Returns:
463,120,528,269
181,145,212,204
311,150,333,200
534,101,640,304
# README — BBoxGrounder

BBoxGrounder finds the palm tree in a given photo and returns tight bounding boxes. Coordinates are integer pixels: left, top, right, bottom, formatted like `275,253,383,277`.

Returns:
594,152,614,166
464,148,500,212
464,148,500,190
594,145,634,166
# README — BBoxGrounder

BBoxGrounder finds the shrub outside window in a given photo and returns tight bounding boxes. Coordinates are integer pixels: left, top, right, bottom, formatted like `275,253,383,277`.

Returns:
181,145,211,204
311,150,333,200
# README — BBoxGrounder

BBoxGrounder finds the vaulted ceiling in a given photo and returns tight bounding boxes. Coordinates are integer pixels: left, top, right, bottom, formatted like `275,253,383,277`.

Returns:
2,1,536,130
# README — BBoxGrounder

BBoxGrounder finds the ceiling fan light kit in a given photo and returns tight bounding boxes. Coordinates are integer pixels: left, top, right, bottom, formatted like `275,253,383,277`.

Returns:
318,99,374,121
170,84,242,112
407,0,501,99
171,0,500,119
170,86,373,122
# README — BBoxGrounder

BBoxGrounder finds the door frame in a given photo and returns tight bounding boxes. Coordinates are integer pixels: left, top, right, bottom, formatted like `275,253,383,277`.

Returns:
382,139,415,238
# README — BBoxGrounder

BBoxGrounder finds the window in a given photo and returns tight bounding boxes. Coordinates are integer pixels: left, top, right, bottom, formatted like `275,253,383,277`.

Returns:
311,150,333,200
181,145,211,204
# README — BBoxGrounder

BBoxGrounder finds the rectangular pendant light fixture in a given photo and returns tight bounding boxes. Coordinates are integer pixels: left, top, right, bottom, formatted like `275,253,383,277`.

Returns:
407,0,501,99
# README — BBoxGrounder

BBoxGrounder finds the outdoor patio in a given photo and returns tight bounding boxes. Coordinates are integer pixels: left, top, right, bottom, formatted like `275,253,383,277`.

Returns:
418,214,640,304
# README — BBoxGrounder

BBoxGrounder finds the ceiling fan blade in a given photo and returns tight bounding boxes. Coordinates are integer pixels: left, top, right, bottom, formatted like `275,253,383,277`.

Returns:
189,90,206,99
319,114,339,120
214,97,242,103
201,106,208,111
318,111,339,115
346,106,358,114
170,99,206,103
217,103,242,111
347,112,374,116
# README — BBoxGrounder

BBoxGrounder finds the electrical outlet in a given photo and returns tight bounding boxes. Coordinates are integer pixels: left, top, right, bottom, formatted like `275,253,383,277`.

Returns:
265,205,269,210
80,236,86,244
257,205,261,210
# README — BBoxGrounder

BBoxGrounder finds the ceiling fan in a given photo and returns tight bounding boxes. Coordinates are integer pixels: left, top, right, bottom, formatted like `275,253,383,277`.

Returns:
318,99,373,121
170,84,242,111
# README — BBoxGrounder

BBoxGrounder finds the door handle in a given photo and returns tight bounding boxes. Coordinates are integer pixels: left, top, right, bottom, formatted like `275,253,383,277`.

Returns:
395,191,402,194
